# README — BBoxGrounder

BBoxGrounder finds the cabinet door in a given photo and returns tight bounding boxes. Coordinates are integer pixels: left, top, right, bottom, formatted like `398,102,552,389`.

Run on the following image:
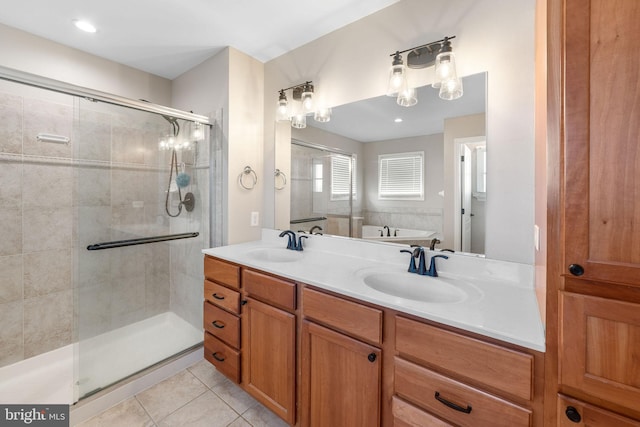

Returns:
560,292,640,414
301,321,381,427
557,395,640,427
242,298,296,425
563,0,640,286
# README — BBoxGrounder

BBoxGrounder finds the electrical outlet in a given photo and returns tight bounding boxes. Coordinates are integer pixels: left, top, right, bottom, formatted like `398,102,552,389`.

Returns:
251,211,259,227
534,224,540,251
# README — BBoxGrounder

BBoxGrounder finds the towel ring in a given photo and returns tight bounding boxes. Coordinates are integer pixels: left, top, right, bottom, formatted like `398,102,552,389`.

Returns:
239,166,258,190
275,169,287,190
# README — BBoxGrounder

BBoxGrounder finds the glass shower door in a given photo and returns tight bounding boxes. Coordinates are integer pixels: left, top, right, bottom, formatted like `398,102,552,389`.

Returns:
73,98,209,400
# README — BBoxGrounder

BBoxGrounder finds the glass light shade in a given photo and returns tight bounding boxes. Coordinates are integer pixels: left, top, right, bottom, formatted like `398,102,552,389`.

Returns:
387,63,408,96
314,107,332,123
301,91,314,113
397,87,418,107
291,114,307,129
433,51,458,88
276,97,290,121
439,77,463,100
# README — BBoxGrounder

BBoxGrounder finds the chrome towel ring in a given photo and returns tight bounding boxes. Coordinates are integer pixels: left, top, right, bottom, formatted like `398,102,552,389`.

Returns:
239,166,258,190
275,169,287,190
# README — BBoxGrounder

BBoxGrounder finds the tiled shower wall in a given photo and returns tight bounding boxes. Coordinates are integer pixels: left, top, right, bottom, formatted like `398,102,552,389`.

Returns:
0,82,210,369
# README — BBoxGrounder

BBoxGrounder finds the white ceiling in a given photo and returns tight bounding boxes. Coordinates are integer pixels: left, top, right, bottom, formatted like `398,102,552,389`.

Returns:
0,0,400,79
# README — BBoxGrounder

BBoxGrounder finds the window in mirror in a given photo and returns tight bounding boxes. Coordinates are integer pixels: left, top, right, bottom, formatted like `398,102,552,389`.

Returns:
331,154,356,200
378,151,424,200
313,160,323,193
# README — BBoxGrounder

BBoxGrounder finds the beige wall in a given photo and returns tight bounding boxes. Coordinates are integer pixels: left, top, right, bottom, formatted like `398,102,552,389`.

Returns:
443,113,486,247
0,23,171,105
265,0,536,264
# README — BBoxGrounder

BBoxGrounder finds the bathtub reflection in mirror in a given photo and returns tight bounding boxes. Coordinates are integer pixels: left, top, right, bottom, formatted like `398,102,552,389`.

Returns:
287,72,486,255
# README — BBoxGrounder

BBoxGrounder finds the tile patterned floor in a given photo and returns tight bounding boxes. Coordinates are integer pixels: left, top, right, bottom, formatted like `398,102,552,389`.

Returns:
76,359,288,427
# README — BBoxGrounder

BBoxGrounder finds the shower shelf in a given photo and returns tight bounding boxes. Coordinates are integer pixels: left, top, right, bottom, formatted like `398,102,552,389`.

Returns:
87,232,199,251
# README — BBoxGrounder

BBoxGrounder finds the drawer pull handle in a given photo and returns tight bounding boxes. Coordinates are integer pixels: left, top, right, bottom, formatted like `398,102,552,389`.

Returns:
565,406,582,423
434,392,472,414
212,352,225,362
211,320,225,329
212,293,225,300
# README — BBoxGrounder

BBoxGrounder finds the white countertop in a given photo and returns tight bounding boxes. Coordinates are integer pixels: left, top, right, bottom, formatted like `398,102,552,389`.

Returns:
203,229,545,352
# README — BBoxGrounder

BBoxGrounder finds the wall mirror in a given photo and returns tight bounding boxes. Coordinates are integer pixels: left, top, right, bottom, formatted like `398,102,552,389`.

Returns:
277,72,487,255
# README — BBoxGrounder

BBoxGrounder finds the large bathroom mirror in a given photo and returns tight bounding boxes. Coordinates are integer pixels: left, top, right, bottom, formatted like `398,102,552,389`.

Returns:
279,72,487,255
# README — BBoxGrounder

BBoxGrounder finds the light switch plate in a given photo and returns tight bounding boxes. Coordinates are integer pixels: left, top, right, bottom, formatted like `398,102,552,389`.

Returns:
251,211,259,227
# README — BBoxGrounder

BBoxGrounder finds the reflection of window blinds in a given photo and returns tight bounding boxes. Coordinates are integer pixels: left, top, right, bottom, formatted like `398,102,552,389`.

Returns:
378,152,424,200
331,155,355,200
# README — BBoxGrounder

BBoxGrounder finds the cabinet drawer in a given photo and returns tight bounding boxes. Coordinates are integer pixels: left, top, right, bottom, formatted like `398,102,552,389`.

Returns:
204,280,240,314
243,269,295,311
203,302,240,348
204,332,240,383
392,396,454,427
395,358,531,427
396,316,533,401
303,287,382,345
204,256,240,289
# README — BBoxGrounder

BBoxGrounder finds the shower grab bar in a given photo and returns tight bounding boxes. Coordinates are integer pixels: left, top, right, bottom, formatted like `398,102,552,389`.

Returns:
87,232,199,251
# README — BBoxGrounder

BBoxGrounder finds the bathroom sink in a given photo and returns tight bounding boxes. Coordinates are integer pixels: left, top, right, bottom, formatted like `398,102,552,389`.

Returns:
247,247,304,262
360,271,481,304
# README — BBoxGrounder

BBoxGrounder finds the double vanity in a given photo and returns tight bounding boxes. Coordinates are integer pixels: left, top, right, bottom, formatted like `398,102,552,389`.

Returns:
202,229,545,426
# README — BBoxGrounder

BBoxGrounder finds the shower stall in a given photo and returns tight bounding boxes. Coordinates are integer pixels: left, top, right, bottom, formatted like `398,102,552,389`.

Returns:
0,67,219,404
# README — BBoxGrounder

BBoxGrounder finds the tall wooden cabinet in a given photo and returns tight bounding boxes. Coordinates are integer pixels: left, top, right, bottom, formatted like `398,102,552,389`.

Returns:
548,0,640,424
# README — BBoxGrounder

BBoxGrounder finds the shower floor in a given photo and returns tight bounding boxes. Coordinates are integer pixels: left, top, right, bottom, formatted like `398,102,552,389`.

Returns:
77,311,202,400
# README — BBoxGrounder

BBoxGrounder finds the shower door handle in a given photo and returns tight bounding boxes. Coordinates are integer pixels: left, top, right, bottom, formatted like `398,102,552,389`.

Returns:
211,320,225,329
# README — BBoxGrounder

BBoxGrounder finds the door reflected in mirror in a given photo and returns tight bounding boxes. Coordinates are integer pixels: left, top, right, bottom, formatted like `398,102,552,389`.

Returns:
284,72,487,255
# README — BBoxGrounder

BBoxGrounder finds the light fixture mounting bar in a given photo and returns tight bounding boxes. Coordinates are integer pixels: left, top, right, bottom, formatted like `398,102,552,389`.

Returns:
390,35,456,69
279,81,313,100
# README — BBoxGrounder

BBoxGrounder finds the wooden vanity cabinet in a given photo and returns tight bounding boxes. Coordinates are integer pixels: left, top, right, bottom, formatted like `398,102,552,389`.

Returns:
301,287,383,427
393,315,535,427
241,269,296,425
203,255,241,383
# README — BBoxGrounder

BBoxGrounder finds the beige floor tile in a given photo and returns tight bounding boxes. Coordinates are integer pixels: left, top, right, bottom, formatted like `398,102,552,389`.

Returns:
227,417,252,427
241,404,289,427
76,397,154,427
211,377,259,415
188,359,228,389
158,390,238,427
136,370,207,422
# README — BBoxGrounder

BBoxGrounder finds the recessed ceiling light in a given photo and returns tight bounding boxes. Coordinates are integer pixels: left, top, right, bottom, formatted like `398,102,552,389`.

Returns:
394,118,403,123
73,19,97,33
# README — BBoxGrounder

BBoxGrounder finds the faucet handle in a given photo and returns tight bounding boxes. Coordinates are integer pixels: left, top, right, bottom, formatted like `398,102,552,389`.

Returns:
400,249,418,273
296,235,308,251
427,254,449,277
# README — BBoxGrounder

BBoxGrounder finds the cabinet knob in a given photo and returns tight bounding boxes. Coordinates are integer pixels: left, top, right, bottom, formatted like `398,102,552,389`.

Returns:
367,353,377,363
241,300,248,306
568,264,584,276
565,406,582,423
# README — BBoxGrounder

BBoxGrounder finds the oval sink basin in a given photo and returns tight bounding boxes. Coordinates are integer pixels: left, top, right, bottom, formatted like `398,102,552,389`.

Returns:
360,271,481,304
247,248,303,262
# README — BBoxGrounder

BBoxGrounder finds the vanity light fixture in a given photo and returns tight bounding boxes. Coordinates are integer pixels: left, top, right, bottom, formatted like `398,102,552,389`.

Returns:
276,81,331,128
387,35,463,104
